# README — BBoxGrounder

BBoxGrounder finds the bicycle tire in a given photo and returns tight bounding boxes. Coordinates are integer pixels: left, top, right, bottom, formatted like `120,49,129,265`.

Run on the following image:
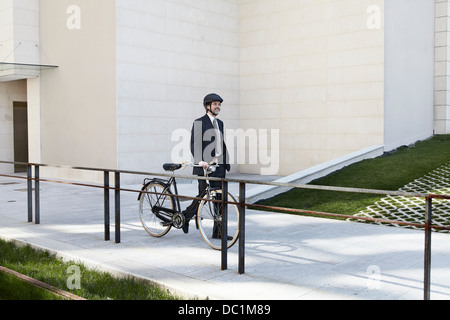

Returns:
139,182,174,237
196,189,240,250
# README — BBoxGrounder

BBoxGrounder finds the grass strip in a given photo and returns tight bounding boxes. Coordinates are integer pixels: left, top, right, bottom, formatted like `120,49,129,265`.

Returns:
257,135,450,218
0,268,63,300
0,238,180,300
0,265,85,300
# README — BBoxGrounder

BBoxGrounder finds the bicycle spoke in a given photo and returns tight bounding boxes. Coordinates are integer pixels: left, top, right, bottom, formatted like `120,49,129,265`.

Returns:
197,190,240,250
139,183,173,237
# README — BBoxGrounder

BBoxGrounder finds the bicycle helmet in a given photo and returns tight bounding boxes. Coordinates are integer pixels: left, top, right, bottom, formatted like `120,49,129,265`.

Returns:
203,93,223,107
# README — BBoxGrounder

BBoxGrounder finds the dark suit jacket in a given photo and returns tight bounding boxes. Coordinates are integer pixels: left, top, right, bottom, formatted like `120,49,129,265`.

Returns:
190,114,230,177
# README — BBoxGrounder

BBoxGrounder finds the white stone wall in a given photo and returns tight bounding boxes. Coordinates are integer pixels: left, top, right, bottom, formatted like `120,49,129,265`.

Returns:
240,0,385,175
0,0,14,62
384,0,435,151
27,77,40,163
116,0,240,174
38,0,117,182
0,0,39,64
0,0,38,174
0,0,443,182
0,80,27,173
435,0,450,134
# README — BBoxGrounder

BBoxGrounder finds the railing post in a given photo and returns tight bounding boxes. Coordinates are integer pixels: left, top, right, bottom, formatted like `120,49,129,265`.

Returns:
221,179,228,270
424,196,432,300
238,182,246,274
114,172,120,244
104,171,110,241
34,165,40,224
27,164,32,223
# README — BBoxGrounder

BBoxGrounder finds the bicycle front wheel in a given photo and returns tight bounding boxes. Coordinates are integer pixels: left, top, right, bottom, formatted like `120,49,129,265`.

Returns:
197,189,240,250
139,182,174,237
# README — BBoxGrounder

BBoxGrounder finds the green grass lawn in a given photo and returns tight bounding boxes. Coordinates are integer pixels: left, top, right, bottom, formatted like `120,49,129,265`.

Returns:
0,270,63,300
0,239,180,300
258,135,450,219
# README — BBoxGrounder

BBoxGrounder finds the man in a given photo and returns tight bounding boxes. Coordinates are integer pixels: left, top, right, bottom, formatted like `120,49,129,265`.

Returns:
182,93,230,233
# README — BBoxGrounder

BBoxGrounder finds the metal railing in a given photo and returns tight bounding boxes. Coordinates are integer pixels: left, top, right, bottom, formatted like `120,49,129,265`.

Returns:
1,160,449,300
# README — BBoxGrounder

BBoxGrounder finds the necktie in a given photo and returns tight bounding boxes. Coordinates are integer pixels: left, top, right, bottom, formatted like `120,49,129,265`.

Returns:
213,118,222,157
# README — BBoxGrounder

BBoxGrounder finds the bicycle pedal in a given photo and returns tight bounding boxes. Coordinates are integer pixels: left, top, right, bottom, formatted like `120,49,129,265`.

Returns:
160,221,171,227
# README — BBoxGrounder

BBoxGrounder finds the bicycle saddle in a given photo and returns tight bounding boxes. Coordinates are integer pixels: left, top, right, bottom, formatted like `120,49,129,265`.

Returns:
163,163,182,172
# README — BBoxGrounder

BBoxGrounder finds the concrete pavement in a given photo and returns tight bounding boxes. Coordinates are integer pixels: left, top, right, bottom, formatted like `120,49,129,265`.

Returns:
0,173,449,300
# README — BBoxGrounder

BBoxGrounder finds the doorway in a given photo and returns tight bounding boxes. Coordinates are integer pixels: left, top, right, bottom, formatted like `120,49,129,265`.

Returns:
13,101,28,172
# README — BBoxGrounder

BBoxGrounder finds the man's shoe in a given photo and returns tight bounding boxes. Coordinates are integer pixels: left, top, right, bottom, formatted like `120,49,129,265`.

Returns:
182,221,189,234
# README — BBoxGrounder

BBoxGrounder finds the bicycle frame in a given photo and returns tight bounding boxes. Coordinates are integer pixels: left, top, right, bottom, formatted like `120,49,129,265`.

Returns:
137,161,239,250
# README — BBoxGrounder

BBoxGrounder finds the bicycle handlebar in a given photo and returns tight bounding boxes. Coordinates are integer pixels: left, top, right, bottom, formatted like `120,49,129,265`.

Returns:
181,160,218,173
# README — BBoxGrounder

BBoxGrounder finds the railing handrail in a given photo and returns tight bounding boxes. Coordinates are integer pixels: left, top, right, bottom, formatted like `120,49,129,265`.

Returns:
2,167,448,231
0,159,448,300
1,160,449,200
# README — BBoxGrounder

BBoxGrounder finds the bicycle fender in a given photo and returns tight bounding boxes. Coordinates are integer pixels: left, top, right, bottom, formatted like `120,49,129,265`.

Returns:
137,178,170,201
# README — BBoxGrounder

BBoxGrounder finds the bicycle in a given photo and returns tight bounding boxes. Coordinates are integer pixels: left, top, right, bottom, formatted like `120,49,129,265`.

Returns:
137,161,240,250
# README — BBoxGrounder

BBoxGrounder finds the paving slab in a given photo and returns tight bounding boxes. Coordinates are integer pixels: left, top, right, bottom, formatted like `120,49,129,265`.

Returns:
0,174,449,300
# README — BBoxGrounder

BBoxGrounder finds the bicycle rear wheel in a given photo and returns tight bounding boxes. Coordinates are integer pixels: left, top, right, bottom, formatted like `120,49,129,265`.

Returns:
139,182,174,237
197,189,239,250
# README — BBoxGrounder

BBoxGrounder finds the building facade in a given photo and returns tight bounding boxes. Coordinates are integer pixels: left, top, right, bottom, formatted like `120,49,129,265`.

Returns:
0,0,447,182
